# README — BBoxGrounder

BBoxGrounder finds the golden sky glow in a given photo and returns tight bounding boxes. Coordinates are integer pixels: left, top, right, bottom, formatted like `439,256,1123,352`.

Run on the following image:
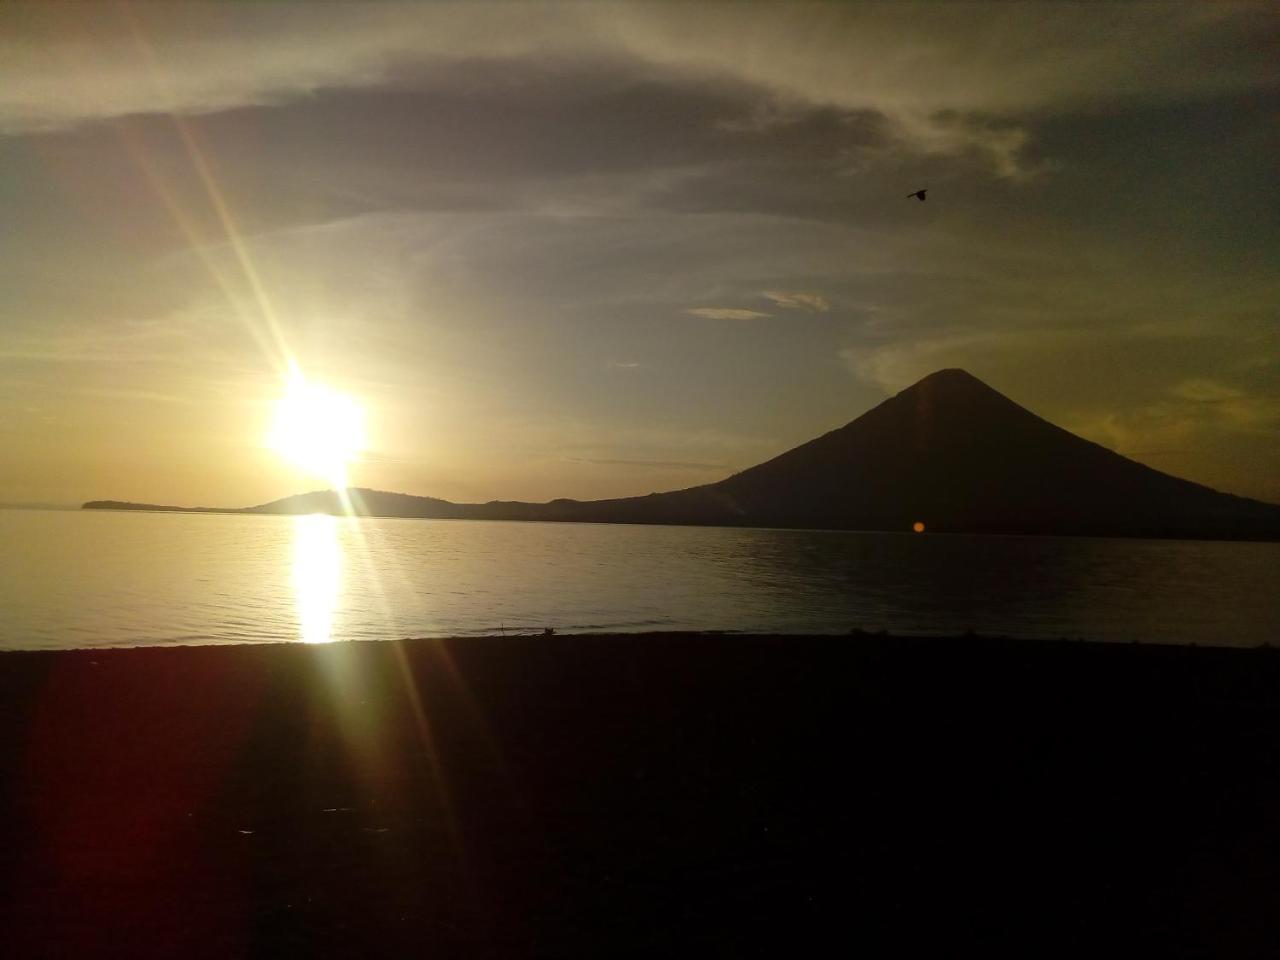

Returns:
1,4,1277,509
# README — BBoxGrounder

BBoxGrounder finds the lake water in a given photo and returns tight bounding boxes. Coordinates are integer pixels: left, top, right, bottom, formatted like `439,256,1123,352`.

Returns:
1,508,1277,650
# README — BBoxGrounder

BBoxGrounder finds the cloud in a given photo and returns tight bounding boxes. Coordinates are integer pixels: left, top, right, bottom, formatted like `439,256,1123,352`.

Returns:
763,291,830,313
0,314,215,365
607,361,642,369
1074,385,1280,463
895,112,1040,181
840,330,1023,393
0,5,613,135
67,386,198,406
1170,378,1244,403
5,4,1271,186
621,5,1277,116
686,307,772,321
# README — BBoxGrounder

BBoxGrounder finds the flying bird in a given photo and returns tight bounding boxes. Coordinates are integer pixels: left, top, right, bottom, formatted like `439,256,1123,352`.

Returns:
907,189,927,201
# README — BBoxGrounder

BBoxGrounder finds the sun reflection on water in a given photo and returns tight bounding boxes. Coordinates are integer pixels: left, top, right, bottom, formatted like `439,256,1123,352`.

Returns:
292,513,342,644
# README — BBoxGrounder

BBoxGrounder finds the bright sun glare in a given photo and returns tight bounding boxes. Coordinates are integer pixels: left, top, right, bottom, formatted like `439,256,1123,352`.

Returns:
269,370,365,489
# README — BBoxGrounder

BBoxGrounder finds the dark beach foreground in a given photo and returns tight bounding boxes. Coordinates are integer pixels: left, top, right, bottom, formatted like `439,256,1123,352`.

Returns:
2,632,1279,957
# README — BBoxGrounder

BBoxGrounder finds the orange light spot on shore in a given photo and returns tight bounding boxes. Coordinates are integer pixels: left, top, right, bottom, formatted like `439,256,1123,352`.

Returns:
913,521,926,533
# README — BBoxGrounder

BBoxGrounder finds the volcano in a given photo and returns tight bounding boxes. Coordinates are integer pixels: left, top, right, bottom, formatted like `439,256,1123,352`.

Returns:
510,368,1279,539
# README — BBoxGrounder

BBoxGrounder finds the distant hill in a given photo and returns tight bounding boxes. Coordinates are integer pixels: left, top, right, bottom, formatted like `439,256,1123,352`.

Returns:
85,369,1280,541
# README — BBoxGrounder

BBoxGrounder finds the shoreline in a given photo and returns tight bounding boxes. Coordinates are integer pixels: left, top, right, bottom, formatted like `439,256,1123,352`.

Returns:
76,500,1280,544
3,632,1279,955
2,627,1276,656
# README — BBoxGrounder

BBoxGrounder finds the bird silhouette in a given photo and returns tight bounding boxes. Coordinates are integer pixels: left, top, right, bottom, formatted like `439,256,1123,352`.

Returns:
907,189,927,201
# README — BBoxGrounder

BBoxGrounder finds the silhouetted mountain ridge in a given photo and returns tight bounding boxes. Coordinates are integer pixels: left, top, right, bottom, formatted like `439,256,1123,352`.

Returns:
85,370,1280,541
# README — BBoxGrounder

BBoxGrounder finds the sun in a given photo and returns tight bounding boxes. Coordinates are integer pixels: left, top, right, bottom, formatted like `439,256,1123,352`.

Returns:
268,370,365,489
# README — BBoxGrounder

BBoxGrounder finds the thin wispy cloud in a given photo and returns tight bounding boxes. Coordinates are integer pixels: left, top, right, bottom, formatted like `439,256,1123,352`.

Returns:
686,307,771,321
763,291,830,313
1171,379,1245,403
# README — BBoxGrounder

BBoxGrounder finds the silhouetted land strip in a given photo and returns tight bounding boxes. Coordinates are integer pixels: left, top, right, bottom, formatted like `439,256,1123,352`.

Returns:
81,499,242,514
3,631,1279,956
85,370,1280,541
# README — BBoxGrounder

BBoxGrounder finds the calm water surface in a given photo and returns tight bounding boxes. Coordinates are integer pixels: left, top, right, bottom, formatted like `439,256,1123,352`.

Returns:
1,508,1277,649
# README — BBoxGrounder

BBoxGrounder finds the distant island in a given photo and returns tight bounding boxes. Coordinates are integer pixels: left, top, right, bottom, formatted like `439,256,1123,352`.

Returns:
86,369,1280,541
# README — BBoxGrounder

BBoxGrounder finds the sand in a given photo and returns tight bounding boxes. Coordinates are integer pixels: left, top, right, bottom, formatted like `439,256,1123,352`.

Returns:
2,632,1278,957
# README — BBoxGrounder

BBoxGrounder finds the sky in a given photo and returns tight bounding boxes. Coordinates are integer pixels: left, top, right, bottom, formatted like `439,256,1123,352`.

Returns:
2,2,1278,507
